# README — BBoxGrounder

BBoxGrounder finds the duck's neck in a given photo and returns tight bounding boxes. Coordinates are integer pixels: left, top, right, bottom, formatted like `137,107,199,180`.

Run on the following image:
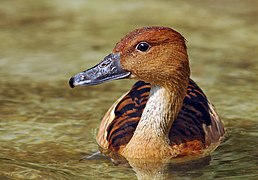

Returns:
123,84,186,158
136,85,183,141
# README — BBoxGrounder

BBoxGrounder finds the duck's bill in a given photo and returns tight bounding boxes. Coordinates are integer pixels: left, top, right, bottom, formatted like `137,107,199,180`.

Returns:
69,53,131,88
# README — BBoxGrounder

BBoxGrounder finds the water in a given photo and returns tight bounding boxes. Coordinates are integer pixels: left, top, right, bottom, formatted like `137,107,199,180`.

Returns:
0,0,257,179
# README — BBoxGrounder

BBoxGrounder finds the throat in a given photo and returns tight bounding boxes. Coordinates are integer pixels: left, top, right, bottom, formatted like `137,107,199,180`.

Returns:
122,85,184,158
136,85,181,140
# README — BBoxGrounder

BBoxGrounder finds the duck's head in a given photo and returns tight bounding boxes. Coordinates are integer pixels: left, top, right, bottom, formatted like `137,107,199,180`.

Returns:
69,26,190,89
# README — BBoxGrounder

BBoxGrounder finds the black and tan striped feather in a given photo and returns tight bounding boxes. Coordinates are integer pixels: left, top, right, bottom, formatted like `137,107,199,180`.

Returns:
103,79,225,151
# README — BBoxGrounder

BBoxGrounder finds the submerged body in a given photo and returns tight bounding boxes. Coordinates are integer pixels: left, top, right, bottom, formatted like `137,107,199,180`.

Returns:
69,26,225,161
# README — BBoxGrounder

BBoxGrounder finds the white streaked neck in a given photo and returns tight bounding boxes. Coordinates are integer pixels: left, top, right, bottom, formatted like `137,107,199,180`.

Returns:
132,85,182,142
122,84,185,158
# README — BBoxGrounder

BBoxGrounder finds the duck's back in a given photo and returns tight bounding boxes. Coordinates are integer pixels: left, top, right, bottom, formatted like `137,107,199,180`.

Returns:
97,79,225,155
169,80,225,155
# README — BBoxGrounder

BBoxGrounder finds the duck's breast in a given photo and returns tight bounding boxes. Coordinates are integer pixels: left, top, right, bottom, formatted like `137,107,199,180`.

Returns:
97,79,225,154
97,81,150,152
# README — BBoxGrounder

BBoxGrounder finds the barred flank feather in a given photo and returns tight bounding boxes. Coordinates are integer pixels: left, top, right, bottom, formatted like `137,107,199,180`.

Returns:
102,79,225,153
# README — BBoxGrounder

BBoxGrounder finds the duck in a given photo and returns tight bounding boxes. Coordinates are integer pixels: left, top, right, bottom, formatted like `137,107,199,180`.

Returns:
69,26,225,161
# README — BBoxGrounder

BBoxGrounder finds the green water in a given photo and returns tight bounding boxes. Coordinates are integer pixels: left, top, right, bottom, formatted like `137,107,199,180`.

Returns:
0,0,257,179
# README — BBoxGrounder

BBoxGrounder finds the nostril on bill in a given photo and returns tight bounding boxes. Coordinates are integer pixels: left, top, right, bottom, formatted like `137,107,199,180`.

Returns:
80,75,86,81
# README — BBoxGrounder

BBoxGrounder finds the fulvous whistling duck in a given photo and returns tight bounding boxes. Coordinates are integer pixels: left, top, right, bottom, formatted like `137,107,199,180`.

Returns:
69,26,225,161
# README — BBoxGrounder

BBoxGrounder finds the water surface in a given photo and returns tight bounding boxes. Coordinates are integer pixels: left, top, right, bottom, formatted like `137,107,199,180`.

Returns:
0,0,257,179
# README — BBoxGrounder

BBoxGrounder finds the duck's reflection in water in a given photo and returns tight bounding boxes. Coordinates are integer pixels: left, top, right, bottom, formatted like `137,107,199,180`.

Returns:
128,156,211,179
83,150,211,180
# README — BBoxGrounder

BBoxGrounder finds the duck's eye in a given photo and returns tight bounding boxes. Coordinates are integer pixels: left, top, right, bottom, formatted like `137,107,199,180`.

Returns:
136,42,150,52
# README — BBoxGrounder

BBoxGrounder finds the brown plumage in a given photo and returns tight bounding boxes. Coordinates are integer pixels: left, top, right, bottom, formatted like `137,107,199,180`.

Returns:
69,26,225,161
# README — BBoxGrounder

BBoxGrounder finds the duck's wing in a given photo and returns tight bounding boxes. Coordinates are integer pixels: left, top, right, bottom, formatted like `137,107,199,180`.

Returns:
96,81,151,152
169,79,225,154
97,79,225,153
